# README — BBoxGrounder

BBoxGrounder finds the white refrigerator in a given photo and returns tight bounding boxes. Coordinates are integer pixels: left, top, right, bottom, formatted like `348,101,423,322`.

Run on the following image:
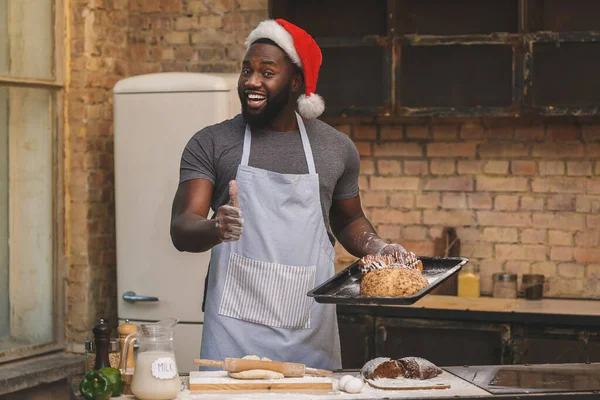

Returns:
113,72,240,373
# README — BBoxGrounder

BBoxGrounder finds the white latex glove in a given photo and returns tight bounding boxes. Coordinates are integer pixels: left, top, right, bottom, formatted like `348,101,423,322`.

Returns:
356,232,408,256
377,242,408,256
215,180,243,242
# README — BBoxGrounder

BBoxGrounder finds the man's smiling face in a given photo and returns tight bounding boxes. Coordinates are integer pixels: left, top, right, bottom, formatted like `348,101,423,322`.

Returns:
238,42,301,128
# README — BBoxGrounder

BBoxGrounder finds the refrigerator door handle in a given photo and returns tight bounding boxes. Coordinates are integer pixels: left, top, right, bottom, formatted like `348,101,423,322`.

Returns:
123,291,160,303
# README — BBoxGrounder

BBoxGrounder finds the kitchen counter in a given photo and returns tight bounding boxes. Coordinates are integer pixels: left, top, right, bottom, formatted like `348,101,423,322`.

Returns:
69,365,600,400
336,295,600,367
338,295,600,327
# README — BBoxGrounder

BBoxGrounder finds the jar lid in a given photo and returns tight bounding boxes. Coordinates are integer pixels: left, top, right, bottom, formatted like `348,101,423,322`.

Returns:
493,273,518,282
522,274,545,282
85,338,120,352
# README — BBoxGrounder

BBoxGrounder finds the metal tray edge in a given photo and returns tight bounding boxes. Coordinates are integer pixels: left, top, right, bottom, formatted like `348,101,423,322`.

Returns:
307,256,469,306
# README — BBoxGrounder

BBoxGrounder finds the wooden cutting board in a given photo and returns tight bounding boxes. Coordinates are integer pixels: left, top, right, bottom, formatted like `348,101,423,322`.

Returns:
189,371,333,391
364,372,453,391
366,379,450,391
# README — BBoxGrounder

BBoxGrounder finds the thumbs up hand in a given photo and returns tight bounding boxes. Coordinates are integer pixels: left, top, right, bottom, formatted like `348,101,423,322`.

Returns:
228,179,240,208
215,180,244,242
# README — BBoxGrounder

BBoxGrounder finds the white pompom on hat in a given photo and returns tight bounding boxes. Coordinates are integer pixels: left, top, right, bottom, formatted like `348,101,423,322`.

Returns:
245,19,325,119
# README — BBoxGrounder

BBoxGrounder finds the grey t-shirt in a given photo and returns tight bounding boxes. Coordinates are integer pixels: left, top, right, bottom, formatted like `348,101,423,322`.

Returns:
179,114,360,243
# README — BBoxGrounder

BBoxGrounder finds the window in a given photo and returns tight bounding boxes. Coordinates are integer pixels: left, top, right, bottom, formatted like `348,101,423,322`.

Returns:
526,34,600,114
271,0,391,116
396,37,519,117
271,0,600,117
524,0,600,115
318,39,390,116
394,0,518,35
0,0,64,362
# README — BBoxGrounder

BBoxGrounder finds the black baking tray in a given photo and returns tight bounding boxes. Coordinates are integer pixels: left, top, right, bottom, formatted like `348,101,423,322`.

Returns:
307,256,469,305
445,363,600,395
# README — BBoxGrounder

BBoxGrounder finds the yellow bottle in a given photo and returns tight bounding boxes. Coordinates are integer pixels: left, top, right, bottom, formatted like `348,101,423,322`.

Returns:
458,265,480,297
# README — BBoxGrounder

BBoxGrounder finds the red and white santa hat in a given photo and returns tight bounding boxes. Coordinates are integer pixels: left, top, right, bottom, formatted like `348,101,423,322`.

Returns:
245,19,324,119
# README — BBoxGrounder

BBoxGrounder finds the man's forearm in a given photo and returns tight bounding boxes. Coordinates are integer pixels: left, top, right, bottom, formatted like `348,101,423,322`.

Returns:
334,215,387,258
171,212,222,253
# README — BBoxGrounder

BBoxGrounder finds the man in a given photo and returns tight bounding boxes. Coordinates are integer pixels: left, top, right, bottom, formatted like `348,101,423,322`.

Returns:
170,19,407,370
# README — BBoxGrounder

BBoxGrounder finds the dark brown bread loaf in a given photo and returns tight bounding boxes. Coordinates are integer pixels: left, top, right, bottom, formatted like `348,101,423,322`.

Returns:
398,357,443,380
360,357,402,379
360,357,442,380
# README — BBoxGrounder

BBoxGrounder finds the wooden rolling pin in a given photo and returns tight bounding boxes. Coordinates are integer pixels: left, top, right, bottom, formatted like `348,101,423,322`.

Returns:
194,358,333,377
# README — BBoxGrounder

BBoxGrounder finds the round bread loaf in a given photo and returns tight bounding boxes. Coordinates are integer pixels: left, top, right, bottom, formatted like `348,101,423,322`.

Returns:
360,268,429,297
398,357,443,380
360,357,443,380
361,357,403,379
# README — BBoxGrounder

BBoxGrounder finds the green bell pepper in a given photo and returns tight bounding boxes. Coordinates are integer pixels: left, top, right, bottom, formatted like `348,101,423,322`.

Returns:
79,370,112,400
99,367,123,397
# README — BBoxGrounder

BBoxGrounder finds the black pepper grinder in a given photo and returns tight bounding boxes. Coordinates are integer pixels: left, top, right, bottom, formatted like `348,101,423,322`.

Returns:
93,318,111,370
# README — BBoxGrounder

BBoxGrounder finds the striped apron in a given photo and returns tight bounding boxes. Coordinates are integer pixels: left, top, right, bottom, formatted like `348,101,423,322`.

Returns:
200,113,341,370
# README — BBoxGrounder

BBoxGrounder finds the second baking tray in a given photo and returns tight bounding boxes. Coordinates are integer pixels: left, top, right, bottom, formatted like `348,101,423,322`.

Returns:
307,256,468,305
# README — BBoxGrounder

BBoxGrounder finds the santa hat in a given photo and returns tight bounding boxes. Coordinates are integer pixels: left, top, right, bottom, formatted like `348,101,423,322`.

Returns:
245,19,324,119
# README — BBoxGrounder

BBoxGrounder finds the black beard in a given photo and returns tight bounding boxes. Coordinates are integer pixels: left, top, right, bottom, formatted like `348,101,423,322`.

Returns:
239,82,292,129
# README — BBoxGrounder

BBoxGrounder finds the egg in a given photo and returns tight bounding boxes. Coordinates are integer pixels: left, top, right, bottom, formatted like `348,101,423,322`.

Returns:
344,377,364,394
338,375,354,391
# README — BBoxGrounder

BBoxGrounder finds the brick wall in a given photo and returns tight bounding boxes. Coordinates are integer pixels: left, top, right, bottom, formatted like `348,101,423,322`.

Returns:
128,0,266,75
328,120,600,299
64,0,267,344
66,0,130,344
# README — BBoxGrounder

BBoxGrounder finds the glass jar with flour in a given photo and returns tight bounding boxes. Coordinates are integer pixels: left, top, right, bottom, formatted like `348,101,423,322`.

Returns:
121,318,181,400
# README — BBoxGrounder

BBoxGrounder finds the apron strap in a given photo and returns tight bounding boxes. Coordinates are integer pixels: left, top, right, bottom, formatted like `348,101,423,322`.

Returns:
241,124,252,167
241,112,317,174
296,112,316,175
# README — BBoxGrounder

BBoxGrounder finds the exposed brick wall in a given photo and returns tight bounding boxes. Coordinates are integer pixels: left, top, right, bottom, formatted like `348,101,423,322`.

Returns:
66,0,130,343
128,0,267,75
65,0,267,344
328,120,600,299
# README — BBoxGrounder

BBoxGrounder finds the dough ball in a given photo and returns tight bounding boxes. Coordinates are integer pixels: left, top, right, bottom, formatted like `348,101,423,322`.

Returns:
344,377,364,394
228,369,284,380
338,375,354,391
241,355,272,361
331,378,339,391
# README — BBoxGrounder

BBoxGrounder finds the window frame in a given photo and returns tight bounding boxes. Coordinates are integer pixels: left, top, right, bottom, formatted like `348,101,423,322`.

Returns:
395,34,523,117
0,0,66,364
315,36,393,117
270,0,600,119
523,31,600,116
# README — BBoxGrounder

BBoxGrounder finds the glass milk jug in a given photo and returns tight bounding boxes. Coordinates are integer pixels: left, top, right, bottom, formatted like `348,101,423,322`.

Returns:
121,318,181,400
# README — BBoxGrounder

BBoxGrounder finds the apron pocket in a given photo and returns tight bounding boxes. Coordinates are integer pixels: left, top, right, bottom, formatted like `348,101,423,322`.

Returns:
218,252,316,329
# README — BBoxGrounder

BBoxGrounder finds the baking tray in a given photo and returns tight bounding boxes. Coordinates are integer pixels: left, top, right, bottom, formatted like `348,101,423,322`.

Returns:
445,363,600,395
307,256,468,305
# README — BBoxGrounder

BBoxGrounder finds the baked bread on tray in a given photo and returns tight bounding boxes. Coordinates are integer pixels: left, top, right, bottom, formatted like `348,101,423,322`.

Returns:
358,251,428,297
361,357,442,380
